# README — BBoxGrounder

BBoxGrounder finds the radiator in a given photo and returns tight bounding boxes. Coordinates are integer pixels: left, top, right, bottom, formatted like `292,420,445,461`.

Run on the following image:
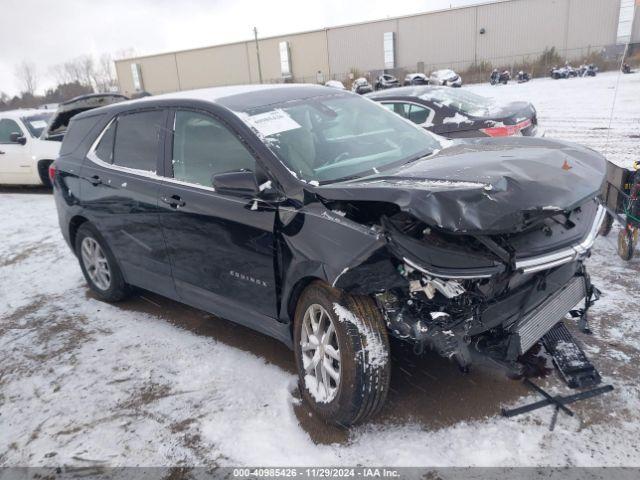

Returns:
514,276,586,355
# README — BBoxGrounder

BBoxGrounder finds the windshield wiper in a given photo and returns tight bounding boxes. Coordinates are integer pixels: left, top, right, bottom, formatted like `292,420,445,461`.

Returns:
318,149,435,186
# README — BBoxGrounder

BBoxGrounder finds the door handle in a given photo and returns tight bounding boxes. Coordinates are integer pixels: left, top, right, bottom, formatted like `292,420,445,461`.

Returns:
89,175,102,186
161,194,186,209
0,151,5,154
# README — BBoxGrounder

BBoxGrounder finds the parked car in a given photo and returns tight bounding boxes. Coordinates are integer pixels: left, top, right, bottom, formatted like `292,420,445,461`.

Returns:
52,84,606,426
374,74,399,90
0,109,59,186
578,64,598,77
490,69,511,85
550,64,577,79
367,86,541,138
428,69,462,87
42,93,128,142
403,73,429,85
351,77,373,94
325,80,346,90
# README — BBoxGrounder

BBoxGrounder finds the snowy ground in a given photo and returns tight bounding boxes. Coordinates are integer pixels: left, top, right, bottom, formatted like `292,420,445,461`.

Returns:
467,70,640,170
1,71,640,468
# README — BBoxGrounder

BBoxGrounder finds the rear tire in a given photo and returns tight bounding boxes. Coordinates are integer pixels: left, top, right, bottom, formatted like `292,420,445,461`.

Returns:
75,223,129,302
293,281,390,426
37,160,53,189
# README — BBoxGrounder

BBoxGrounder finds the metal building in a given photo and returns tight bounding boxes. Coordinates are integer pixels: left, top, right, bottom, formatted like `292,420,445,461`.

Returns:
115,0,633,95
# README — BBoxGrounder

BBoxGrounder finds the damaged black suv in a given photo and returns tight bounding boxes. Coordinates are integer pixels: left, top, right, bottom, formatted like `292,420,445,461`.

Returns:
52,84,606,426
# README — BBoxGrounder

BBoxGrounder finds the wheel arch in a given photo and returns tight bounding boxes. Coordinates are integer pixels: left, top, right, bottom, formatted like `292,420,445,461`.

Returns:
68,215,90,252
37,159,55,187
286,275,325,333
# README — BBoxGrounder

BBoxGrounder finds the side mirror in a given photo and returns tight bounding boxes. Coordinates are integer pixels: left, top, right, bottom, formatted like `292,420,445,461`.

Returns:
212,170,259,197
10,132,26,145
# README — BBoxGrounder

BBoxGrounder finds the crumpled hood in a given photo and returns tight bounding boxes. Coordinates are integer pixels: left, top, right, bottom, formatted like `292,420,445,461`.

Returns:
316,137,606,234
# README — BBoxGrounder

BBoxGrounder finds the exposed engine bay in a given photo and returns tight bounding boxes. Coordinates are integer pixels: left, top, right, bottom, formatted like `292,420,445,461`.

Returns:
313,183,605,378
273,136,609,386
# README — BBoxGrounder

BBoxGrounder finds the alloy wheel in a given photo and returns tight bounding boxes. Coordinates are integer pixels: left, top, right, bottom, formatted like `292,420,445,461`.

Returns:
81,237,111,290
300,304,341,402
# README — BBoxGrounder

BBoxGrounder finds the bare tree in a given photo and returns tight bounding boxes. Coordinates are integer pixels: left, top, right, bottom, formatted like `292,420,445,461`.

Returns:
15,61,38,95
77,55,97,90
95,53,117,92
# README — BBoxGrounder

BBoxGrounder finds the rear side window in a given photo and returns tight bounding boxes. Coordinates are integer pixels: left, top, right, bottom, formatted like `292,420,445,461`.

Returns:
407,104,432,124
61,115,104,156
113,110,164,172
382,102,432,125
94,120,116,163
382,103,409,118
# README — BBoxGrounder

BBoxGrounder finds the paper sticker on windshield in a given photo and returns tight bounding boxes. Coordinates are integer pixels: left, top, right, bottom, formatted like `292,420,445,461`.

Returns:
30,120,48,129
246,109,301,137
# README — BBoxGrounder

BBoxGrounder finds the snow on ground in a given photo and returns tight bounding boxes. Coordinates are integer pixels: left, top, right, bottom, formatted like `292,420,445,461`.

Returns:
1,72,640,467
467,70,640,169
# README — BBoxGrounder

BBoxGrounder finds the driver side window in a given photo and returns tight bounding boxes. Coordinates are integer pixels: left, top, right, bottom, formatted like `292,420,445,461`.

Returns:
172,111,255,187
0,119,23,144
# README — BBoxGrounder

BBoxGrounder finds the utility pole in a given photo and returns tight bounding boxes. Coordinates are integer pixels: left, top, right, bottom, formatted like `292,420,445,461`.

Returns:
253,26,263,84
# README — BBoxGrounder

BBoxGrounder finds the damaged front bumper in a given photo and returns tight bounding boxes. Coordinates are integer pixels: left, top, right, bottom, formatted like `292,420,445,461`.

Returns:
372,204,605,374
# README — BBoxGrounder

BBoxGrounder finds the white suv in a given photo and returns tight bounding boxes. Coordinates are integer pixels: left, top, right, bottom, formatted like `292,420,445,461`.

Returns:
0,109,60,187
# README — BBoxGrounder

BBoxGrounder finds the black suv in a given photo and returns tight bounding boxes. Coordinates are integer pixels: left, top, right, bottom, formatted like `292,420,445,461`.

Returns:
52,84,607,426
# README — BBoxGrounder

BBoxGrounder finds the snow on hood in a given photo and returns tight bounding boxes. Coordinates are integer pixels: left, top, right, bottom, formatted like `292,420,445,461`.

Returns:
316,137,607,234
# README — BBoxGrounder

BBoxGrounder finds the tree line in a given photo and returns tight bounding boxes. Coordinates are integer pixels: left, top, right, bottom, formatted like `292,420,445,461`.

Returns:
1,50,134,112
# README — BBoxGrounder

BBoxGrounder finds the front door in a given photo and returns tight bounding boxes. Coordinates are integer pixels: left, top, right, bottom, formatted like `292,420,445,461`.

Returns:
0,118,32,184
157,109,279,327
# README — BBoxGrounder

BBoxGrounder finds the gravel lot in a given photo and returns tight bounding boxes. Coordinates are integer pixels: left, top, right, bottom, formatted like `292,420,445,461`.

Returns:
1,71,639,467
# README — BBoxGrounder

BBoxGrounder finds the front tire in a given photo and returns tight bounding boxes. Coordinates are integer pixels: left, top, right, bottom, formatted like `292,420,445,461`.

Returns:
75,223,129,302
618,227,636,261
293,281,390,426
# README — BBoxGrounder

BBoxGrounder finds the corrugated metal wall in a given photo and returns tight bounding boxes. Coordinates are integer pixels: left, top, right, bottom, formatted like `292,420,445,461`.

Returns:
327,19,397,75
246,30,330,83
395,8,476,71
632,3,640,43
115,0,624,96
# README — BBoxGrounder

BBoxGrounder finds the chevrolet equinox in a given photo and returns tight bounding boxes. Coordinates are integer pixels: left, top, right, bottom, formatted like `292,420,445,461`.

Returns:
52,84,607,426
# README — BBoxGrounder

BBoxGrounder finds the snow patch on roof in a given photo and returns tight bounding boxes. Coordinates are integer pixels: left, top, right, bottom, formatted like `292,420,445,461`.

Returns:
442,112,470,124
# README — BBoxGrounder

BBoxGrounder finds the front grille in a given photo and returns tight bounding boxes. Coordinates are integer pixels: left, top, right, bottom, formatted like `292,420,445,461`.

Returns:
513,276,586,354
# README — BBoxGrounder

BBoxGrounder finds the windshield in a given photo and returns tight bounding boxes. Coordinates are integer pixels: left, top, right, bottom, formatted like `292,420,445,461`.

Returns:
21,113,53,137
422,88,494,117
238,93,441,184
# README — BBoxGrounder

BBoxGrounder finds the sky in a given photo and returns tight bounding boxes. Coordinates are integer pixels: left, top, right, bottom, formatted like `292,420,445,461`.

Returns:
0,0,492,97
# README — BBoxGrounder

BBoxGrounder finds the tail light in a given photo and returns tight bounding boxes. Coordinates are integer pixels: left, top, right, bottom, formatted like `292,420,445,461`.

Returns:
481,119,532,137
48,163,56,183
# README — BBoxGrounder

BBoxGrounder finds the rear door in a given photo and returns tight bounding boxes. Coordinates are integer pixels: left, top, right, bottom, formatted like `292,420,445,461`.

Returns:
80,108,176,297
0,118,33,184
157,108,279,324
